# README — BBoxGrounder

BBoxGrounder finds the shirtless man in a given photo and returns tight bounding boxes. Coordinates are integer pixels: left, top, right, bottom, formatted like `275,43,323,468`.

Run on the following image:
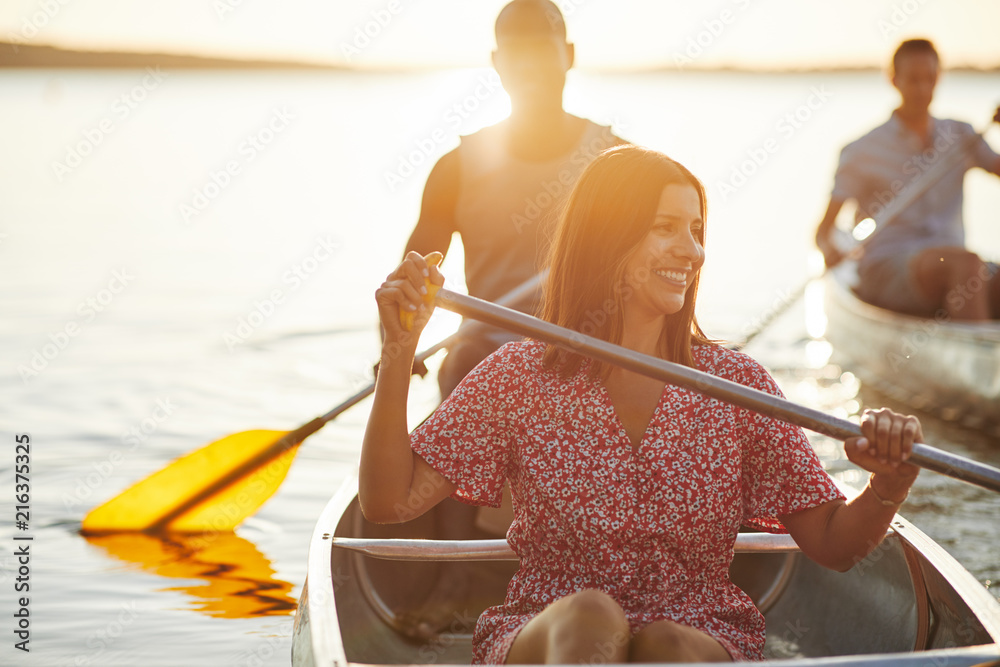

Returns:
404,0,623,397
396,0,622,636
815,39,1000,321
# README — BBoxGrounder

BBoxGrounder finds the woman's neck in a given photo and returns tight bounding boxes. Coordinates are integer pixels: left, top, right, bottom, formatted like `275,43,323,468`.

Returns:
619,315,666,358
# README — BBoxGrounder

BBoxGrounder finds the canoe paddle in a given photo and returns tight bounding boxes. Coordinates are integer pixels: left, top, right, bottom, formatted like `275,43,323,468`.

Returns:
80,272,546,535
736,120,995,351
432,288,1000,494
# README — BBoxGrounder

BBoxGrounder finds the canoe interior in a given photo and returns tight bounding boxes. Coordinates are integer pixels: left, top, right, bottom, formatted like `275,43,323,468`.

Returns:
328,497,997,664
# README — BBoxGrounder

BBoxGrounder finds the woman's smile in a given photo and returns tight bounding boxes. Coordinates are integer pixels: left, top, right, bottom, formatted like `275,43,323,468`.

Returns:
624,183,705,320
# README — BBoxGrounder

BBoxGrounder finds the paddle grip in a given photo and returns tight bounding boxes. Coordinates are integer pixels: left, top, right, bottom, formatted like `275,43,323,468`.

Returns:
399,252,443,332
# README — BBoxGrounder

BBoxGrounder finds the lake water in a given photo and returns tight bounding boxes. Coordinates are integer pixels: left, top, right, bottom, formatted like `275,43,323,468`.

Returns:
1,67,998,666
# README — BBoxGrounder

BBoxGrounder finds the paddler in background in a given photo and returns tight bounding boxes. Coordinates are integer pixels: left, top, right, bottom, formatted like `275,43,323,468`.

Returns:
814,38,1000,321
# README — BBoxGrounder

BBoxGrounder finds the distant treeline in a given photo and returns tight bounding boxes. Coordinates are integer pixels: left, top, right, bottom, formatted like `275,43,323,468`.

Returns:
0,41,339,69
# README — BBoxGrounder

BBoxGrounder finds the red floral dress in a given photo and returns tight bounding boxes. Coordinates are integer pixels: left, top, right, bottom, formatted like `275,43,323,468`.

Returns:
410,341,844,663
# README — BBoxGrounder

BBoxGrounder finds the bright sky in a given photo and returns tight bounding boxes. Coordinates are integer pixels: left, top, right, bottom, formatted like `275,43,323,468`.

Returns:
2,0,999,70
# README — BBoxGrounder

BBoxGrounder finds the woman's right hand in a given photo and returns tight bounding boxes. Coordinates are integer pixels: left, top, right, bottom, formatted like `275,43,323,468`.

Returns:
375,251,445,344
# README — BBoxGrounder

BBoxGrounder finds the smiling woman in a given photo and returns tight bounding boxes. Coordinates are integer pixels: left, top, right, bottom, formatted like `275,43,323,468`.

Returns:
540,145,710,375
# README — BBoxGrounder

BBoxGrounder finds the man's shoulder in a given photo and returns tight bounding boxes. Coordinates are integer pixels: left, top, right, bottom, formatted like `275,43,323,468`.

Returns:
841,116,897,157
935,117,977,139
458,122,506,148
423,148,461,191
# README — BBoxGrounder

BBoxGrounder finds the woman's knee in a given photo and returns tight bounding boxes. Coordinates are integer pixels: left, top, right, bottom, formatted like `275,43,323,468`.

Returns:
511,590,629,664
556,589,629,631
630,621,686,659
629,620,731,663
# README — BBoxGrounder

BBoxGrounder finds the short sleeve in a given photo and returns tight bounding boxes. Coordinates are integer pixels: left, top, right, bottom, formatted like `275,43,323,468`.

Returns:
736,360,845,533
409,344,519,508
971,131,1000,175
830,143,864,202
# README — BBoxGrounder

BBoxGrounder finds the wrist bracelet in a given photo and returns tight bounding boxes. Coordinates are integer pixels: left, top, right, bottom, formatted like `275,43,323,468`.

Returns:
867,476,908,507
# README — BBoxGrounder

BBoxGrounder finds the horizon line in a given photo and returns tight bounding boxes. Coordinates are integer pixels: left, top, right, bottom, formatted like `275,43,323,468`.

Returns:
2,40,999,75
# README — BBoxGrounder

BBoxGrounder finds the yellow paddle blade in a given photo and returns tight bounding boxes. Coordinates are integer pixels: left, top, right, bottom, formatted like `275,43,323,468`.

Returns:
82,418,324,534
84,532,296,618
161,437,300,533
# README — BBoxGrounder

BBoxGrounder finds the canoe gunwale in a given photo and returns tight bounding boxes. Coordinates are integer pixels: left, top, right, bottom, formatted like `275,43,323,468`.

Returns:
293,479,355,667
327,532,817,560
888,516,1000,645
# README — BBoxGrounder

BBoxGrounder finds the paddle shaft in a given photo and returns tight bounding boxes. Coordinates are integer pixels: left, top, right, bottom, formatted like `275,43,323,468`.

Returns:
736,123,991,350
434,288,1000,494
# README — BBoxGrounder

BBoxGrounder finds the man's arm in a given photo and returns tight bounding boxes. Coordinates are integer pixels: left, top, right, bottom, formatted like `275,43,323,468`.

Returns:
403,148,461,258
993,106,1000,174
815,197,847,268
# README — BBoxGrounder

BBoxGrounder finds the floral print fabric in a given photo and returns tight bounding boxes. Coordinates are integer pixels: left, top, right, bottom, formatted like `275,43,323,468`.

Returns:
410,341,844,663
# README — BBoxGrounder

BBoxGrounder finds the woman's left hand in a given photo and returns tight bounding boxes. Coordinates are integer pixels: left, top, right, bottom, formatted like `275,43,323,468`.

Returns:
844,408,921,481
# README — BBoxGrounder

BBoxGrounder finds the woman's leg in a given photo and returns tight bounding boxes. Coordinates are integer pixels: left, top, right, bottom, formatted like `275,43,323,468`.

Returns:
628,620,732,663
505,589,631,664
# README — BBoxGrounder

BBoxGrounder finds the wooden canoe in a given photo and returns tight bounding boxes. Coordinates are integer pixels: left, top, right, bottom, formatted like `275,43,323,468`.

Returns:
292,475,1000,667
823,263,1000,426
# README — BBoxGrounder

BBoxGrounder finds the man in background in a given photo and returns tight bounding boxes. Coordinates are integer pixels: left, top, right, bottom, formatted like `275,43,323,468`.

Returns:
815,38,1000,320
404,0,623,396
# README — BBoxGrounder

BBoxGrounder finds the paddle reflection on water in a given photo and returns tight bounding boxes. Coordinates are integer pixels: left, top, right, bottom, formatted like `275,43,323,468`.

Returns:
84,531,297,619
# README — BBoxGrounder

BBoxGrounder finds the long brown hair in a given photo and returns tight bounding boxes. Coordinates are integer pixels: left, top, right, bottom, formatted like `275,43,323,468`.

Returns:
540,144,712,378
